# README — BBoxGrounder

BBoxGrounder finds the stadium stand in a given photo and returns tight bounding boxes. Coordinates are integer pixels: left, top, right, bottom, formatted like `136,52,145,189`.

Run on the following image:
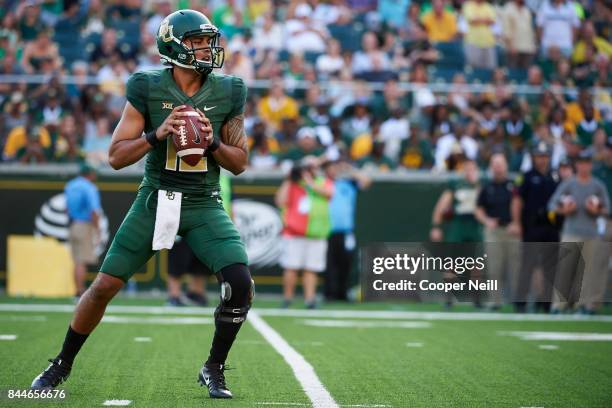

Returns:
0,0,610,175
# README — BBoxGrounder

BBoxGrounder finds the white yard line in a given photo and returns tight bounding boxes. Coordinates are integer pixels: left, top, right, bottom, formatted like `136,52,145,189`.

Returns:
0,334,17,340
292,341,325,346
133,337,152,342
255,404,391,408
538,345,559,350
300,319,431,329
102,316,213,325
257,309,612,322
499,331,612,341
102,400,131,406
1,303,612,322
342,405,392,407
249,311,339,408
0,315,47,322
405,342,424,348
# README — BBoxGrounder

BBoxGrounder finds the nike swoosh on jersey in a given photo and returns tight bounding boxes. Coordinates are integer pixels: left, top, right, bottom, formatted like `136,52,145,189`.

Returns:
203,106,216,111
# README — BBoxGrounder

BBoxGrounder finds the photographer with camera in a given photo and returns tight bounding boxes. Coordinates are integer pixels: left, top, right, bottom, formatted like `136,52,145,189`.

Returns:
275,156,334,309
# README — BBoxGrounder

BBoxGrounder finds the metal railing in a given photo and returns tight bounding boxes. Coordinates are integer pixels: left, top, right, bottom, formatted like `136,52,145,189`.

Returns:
0,162,460,182
1,74,610,96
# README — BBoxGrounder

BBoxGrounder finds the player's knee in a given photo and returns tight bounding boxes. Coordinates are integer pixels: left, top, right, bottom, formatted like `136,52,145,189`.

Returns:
215,263,254,323
89,273,124,303
219,263,253,304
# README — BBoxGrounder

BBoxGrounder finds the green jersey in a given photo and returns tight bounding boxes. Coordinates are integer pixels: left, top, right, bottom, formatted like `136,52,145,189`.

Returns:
445,178,482,243
126,68,247,195
449,178,479,221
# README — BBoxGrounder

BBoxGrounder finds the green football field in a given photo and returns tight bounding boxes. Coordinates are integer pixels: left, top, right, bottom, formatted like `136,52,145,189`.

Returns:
1,297,611,408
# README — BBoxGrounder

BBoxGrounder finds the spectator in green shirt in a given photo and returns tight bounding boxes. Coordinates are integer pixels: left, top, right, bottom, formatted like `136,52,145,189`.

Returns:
280,127,325,166
357,140,396,171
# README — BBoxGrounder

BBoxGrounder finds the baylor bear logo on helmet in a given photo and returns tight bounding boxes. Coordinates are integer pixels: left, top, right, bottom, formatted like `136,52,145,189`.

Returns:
158,18,173,43
156,9,225,75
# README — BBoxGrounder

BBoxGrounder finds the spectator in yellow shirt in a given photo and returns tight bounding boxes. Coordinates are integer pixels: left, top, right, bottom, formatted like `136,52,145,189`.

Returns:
501,0,537,68
462,0,497,69
421,0,458,43
3,119,51,162
572,20,612,64
565,89,602,128
257,79,299,131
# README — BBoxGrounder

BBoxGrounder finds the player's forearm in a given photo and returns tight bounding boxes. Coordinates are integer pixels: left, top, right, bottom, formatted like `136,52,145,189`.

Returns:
211,143,247,175
108,138,151,170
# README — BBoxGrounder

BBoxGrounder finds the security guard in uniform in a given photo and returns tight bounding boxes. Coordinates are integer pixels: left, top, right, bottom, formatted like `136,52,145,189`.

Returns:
512,142,560,313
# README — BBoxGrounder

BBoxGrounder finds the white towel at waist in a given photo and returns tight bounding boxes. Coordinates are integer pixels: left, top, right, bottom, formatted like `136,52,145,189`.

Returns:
152,189,182,250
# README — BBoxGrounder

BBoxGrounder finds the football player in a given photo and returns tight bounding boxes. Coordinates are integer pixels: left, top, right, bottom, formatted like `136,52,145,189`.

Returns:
31,10,253,399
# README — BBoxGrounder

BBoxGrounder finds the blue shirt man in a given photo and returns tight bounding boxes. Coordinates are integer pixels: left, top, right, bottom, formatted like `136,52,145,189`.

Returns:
378,0,411,29
65,164,101,296
324,160,371,301
65,173,101,222
329,179,359,234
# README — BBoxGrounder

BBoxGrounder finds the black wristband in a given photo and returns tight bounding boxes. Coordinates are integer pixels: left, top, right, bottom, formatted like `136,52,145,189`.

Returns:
144,129,159,147
208,137,220,153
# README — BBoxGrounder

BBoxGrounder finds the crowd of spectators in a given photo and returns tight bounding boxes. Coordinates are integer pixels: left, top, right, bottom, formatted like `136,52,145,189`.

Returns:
0,0,610,179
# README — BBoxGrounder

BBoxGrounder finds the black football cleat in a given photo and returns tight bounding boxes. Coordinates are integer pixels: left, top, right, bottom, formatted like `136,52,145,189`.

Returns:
31,358,71,389
166,296,186,307
198,363,233,399
186,292,208,307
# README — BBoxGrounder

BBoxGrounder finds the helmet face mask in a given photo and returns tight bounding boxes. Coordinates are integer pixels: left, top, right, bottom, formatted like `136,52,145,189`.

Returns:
181,34,225,74
157,10,225,75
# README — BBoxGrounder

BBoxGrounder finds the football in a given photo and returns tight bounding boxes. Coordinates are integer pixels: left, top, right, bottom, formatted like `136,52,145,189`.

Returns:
561,194,576,207
172,105,209,166
587,194,601,208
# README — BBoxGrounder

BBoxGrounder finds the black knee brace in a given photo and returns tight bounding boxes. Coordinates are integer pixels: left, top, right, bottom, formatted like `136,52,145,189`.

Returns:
214,263,254,324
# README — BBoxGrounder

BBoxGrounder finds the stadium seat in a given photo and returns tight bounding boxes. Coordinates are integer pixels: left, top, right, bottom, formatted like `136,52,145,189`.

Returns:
278,49,290,62
303,51,322,65
84,32,102,57
53,31,79,47
58,40,87,67
119,43,136,57
328,23,364,53
433,41,465,69
496,45,506,67
465,67,493,83
109,20,140,48
355,70,398,82
506,68,528,84
85,32,102,47
402,40,418,52
429,66,456,83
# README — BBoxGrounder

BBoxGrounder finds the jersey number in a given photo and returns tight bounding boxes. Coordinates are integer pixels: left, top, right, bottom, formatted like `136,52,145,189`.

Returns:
455,188,477,215
165,138,208,172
